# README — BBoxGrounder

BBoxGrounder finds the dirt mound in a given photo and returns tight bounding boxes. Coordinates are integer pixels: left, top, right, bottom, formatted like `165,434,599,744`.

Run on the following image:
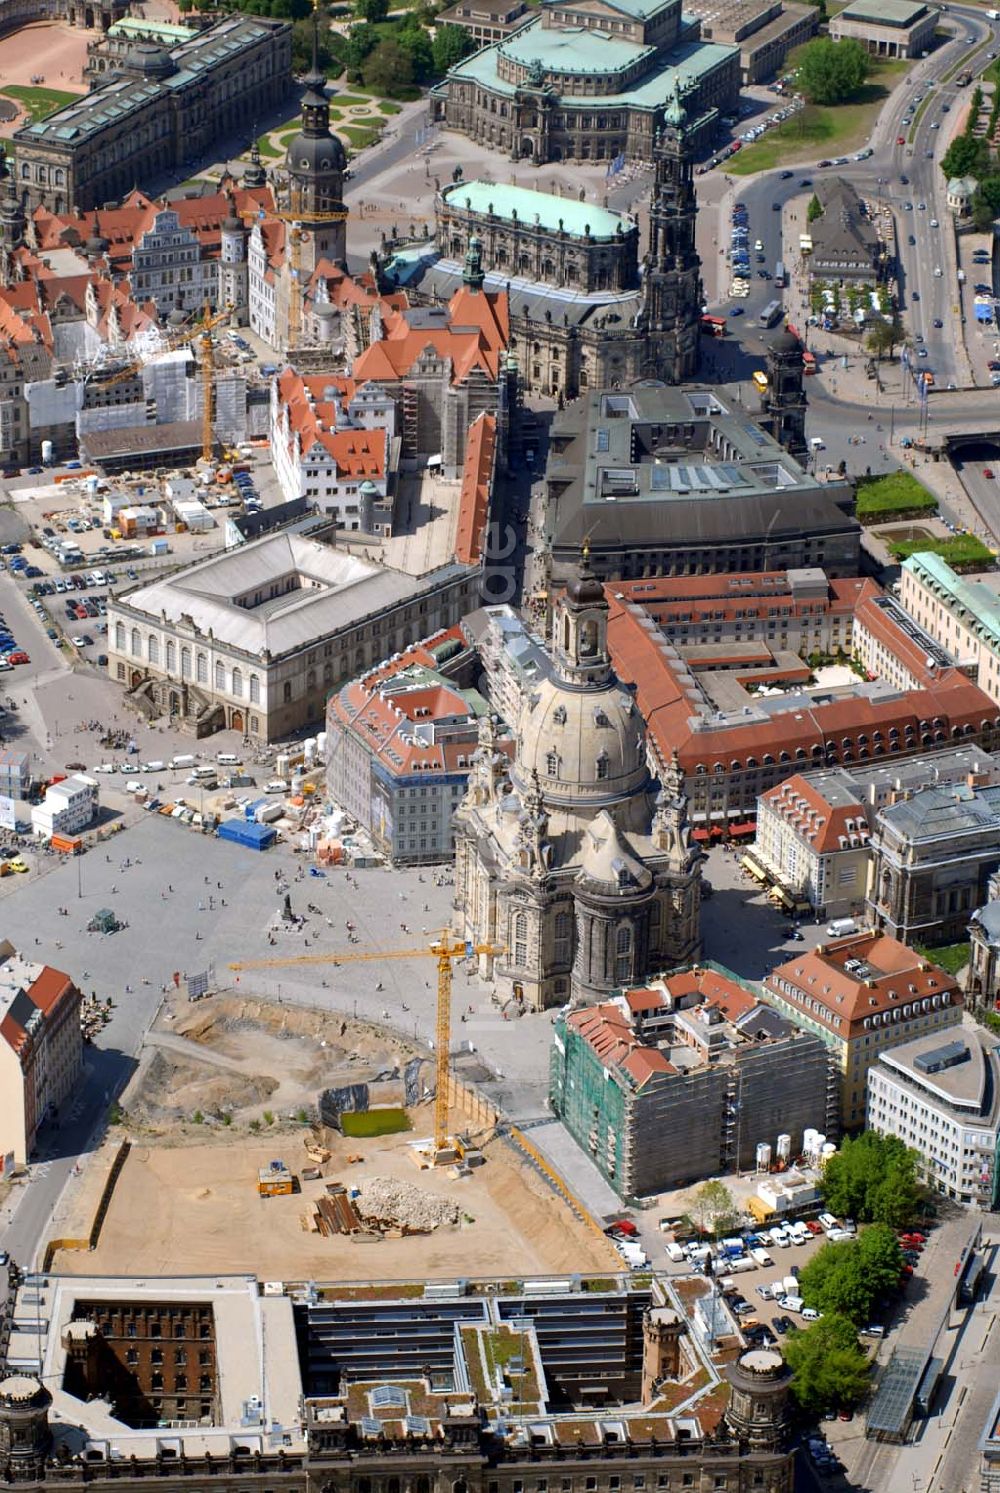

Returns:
355,1176,460,1232
129,1049,278,1127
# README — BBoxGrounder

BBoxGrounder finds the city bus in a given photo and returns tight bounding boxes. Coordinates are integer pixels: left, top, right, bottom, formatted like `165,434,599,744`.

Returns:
700,315,728,337
774,260,786,288
915,1357,943,1416
759,300,784,329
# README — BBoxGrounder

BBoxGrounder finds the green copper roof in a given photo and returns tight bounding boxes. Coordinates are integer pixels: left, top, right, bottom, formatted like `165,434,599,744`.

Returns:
442,179,627,240
500,21,655,75
109,17,195,40
902,552,1000,650
447,32,736,109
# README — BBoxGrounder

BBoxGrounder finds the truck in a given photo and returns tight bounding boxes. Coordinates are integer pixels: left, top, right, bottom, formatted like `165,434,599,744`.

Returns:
915,1357,943,1416
759,299,784,328
826,917,859,937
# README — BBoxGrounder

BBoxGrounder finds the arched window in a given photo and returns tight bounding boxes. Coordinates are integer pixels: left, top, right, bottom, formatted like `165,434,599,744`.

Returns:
181,647,191,680
215,660,225,691
514,912,527,966
130,628,140,657
307,668,316,692
232,668,242,698
115,621,125,651
283,681,292,704
554,909,571,963
546,750,560,777
165,640,176,672
615,924,632,985
148,635,159,665
249,673,260,703
596,750,609,780
196,653,207,684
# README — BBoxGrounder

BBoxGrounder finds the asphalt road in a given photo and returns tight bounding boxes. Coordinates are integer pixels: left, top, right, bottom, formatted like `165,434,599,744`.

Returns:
710,5,998,385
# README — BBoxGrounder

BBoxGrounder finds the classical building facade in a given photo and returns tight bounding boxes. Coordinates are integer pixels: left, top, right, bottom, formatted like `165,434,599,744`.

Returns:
867,779,1000,946
0,942,82,1166
387,100,701,398
106,531,480,742
453,557,701,1011
431,0,739,165
0,0,127,36
12,15,291,213
436,177,640,293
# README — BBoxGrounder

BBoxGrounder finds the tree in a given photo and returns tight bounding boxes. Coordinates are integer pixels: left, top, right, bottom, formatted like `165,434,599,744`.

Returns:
354,0,389,21
432,21,474,74
798,1226,903,1322
341,22,377,77
806,192,823,223
866,314,903,361
820,1131,922,1228
291,15,336,71
395,20,435,82
783,1314,872,1415
362,38,414,93
796,37,869,106
940,133,991,181
693,1180,738,1237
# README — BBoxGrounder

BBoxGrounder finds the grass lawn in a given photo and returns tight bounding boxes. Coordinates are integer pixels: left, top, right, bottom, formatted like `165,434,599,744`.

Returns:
1,84,77,122
984,56,1000,86
729,61,909,176
915,941,971,975
339,123,382,146
340,1107,411,1138
255,134,284,159
378,100,402,114
889,534,995,567
856,471,938,518
331,93,373,105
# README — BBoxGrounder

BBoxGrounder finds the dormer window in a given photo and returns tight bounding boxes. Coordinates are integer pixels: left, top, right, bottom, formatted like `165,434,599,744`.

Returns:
546,750,560,777
596,750,610,781
553,705,567,726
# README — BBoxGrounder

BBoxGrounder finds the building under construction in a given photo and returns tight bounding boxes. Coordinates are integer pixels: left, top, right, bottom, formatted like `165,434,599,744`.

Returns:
550,963,838,1200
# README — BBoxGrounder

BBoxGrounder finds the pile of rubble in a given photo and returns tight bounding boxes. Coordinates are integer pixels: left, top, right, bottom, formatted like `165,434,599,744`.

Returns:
355,1176,460,1233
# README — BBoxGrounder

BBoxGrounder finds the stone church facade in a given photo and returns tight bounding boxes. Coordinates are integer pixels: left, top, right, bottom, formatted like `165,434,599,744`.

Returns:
453,558,701,1011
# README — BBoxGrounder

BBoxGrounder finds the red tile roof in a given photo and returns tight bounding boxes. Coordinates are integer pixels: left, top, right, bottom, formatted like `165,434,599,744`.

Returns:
761,773,870,853
853,592,955,689
767,932,962,1036
606,590,1000,775
454,413,496,565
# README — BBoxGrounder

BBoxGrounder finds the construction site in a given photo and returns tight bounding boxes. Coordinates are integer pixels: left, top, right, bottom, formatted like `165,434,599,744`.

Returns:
48,991,617,1281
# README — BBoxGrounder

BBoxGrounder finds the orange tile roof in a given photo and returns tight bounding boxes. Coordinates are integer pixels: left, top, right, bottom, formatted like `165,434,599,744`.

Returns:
853,592,954,689
761,773,870,853
767,932,962,1036
454,413,496,565
352,287,509,389
606,590,1000,773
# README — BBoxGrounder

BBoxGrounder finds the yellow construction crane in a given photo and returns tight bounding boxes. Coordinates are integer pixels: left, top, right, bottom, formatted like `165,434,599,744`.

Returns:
229,931,503,1162
92,300,233,463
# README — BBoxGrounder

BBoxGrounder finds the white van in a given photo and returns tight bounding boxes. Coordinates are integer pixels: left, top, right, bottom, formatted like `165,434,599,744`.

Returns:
826,917,859,937
141,760,165,774
190,765,218,783
217,752,241,766
780,1294,804,1313
809,435,825,451
665,1242,685,1263
170,753,196,769
751,1247,773,1267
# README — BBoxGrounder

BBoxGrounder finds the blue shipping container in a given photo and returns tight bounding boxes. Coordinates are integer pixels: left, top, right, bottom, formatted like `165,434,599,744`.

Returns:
217,819,276,851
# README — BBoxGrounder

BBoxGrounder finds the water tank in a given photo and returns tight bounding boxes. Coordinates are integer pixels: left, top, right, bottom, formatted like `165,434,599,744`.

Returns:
303,737,316,764
821,1142,837,1162
802,1127,817,1158
756,1142,772,1173
276,753,290,779
41,440,54,466
776,1133,792,1164
86,474,99,495
317,731,328,754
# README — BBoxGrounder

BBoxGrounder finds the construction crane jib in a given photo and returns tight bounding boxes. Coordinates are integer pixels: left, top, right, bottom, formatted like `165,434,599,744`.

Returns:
228,931,503,1161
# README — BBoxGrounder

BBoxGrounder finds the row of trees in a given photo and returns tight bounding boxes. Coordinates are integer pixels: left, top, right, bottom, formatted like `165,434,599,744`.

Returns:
939,82,1000,232
783,1315,872,1414
333,18,473,94
819,1131,923,1228
797,1223,904,1322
